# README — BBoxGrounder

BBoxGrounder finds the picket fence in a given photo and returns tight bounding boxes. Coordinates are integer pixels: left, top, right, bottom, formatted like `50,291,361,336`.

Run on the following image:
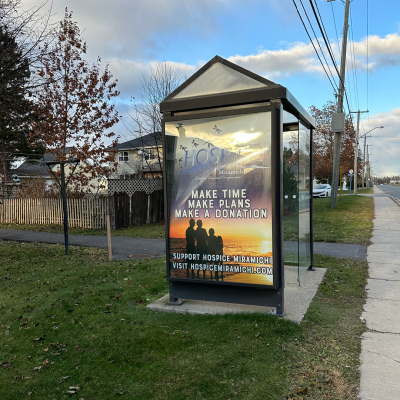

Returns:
0,198,109,229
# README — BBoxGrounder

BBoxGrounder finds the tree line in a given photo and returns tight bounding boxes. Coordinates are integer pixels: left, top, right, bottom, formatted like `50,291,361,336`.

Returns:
0,2,120,196
1,0,362,199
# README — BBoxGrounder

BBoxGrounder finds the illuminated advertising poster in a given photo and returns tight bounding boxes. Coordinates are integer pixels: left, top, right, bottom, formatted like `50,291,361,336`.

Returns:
165,112,273,286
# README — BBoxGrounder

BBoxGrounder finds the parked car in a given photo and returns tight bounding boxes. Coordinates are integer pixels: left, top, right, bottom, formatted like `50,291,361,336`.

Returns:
313,184,331,198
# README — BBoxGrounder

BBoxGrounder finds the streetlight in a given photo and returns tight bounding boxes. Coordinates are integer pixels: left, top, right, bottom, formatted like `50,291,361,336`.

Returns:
359,126,384,190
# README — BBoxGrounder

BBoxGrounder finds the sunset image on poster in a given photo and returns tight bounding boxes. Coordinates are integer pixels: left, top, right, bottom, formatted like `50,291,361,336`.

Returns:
165,112,274,286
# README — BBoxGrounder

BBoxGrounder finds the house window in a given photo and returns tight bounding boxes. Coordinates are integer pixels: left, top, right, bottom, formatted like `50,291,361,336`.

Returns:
118,151,129,162
144,149,156,161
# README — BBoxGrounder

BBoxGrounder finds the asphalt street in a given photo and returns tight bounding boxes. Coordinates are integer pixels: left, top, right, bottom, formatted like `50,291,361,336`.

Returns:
0,229,367,261
0,229,165,260
376,184,400,201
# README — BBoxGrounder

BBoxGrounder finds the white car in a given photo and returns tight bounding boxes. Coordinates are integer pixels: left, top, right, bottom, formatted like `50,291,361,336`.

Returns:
313,184,331,198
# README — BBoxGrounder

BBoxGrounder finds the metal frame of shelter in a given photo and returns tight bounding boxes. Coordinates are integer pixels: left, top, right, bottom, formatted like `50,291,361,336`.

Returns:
160,55,315,316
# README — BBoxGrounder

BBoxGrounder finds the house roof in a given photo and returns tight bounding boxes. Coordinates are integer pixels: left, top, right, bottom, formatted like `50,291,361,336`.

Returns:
14,148,72,178
113,132,162,150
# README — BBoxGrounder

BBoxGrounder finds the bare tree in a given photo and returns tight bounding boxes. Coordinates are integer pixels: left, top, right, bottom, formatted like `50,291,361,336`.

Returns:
127,61,182,172
0,1,55,182
0,0,55,93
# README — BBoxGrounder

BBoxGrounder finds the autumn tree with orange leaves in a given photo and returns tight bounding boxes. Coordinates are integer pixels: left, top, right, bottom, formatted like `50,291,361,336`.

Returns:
310,100,361,186
34,9,120,195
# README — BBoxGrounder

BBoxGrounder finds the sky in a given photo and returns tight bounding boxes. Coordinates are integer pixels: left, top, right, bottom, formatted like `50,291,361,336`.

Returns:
23,0,400,177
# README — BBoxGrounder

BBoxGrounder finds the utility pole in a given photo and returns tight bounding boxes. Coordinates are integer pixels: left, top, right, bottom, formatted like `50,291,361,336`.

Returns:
350,110,368,195
46,159,80,255
330,0,351,208
360,126,384,189
362,134,368,190
366,144,371,187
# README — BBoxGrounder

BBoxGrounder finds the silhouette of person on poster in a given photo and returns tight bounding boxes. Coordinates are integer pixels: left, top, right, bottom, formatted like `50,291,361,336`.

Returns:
208,228,224,281
185,218,196,277
195,220,208,278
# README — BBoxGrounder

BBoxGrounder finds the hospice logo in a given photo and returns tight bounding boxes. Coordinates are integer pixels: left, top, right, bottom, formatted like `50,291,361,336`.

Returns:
181,148,232,172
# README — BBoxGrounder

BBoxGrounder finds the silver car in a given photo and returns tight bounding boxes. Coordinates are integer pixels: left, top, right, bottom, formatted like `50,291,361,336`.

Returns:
313,184,331,198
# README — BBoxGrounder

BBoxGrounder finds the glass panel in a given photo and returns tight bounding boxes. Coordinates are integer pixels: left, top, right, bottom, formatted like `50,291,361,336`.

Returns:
173,62,266,99
173,102,270,116
298,121,311,280
283,122,299,269
165,112,274,286
283,110,298,123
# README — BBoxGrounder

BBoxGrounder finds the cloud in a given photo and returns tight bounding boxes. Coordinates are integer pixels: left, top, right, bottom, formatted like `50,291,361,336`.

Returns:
362,109,400,177
349,33,400,70
23,0,230,60
226,33,400,81
227,42,324,80
106,58,197,101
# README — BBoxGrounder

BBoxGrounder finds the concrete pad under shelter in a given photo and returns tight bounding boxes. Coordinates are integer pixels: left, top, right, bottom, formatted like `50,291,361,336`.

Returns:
146,266,326,324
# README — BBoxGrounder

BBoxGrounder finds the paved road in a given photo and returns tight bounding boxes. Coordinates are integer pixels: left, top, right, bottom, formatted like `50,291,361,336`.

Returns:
0,229,367,261
0,229,165,260
376,184,400,201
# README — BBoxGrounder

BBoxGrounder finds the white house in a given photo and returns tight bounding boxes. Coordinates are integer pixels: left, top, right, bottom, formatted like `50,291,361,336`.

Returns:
109,132,163,179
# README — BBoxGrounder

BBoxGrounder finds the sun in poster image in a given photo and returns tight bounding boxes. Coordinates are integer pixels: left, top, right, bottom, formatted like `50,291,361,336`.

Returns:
165,112,274,286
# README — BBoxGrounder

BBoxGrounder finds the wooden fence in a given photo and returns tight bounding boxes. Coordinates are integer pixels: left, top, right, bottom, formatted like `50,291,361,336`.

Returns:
108,178,164,229
111,190,164,229
0,198,109,229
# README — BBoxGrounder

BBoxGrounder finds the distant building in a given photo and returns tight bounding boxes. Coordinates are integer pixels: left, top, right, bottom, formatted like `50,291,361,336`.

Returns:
12,148,107,196
109,132,163,179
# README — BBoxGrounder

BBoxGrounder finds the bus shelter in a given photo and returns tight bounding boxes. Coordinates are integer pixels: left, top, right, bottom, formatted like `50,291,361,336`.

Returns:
160,56,314,316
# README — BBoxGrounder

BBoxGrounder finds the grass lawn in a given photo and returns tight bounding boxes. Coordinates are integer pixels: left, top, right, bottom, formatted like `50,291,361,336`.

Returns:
337,187,374,195
0,241,368,399
283,194,374,244
312,195,374,245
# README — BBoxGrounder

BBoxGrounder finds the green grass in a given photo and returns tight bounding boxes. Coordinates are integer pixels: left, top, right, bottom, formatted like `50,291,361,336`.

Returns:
312,195,374,245
337,187,374,195
0,241,368,399
0,222,166,240
287,254,368,399
283,194,374,244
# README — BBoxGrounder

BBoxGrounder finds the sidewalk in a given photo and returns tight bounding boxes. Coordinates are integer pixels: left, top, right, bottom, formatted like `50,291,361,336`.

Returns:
360,186,400,399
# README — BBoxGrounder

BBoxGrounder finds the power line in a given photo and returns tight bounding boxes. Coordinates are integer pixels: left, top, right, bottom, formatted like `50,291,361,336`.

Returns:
292,0,338,93
311,0,340,73
308,0,353,122
330,2,341,51
299,0,338,88
294,0,354,123
367,0,370,130
349,7,360,110
313,0,358,119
